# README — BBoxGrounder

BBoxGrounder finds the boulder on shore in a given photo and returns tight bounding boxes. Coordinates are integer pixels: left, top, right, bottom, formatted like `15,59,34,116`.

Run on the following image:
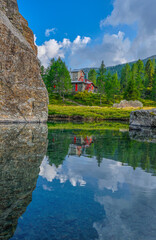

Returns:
0,0,49,122
130,108,156,129
113,100,143,108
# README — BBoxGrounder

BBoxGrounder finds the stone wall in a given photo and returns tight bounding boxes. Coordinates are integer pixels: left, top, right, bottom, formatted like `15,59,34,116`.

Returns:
0,0,49,122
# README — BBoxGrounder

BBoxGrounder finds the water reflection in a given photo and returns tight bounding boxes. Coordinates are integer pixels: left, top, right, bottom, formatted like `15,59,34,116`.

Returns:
0,124,48,240
1,124,156,240
47,129,156,173
129,128,156,143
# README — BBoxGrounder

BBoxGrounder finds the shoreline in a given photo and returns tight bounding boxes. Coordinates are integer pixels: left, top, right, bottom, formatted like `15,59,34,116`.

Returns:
48,115,129,122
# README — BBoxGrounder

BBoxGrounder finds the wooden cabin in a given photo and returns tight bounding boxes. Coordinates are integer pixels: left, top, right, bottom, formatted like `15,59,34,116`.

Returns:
70,70,97,93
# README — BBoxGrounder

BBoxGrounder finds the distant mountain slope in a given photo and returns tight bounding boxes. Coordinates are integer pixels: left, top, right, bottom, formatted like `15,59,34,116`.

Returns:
82,55,156,78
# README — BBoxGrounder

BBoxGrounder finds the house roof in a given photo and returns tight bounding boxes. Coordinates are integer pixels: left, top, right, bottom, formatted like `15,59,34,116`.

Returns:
71,69,85,74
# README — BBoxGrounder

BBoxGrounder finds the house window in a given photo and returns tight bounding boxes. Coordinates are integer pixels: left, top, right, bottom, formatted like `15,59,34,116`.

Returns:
75,84,78,91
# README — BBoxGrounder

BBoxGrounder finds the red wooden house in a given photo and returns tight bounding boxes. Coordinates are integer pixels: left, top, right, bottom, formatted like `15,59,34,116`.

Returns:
70,70,97,93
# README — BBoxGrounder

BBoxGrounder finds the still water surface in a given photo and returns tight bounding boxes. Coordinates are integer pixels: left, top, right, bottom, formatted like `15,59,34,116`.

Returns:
0,123,156,240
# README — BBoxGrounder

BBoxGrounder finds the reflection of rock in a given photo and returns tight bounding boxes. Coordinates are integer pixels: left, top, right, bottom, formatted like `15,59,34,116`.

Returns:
113,100,143,108
130,108,156,129
0,124,48,240
129,128,156,143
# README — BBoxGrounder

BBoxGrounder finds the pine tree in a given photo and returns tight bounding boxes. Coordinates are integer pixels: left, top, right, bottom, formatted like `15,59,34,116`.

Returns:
88,69,97,85
46,58,71,99
120,63,131,91
151,68,156,101
124,74,139,100
97,61,106,104
145,59,154,97
136,59,145,96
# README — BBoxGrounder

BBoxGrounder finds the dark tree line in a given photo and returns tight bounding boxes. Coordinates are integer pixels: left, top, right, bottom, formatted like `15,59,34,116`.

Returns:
89,59,156,102
41,57,156,102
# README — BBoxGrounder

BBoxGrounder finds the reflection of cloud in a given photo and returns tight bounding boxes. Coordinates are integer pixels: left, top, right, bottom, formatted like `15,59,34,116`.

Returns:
42,184,52,191
40,155,156,239
92,159,156,240
39,156,86,187
39,156,59,182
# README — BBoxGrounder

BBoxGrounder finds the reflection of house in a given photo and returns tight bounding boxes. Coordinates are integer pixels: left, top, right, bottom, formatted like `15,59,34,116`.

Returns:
68,136,93,157
70,70,97,93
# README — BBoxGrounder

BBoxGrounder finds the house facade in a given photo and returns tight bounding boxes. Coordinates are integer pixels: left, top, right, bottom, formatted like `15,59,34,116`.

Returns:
70,70,97,93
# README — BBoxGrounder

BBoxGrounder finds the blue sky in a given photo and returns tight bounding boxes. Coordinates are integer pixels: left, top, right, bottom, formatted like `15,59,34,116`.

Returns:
17,0,156,69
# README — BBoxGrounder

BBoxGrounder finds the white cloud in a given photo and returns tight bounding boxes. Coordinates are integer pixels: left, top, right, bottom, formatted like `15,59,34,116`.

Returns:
37,0,156,69
37,35,91,68
68,31,131,68
100,0,156,61
71,35,91,54
45,28,56,37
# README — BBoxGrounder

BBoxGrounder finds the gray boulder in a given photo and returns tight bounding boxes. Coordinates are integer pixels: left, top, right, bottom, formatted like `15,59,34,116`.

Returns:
113,100,143,108
130,108,156,129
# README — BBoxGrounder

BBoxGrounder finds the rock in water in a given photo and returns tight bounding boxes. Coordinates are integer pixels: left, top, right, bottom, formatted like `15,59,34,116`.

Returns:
0,0,49,122
130,108,156,129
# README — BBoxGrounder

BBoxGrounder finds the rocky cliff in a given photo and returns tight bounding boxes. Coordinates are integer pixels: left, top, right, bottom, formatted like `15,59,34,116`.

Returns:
0,0,49,122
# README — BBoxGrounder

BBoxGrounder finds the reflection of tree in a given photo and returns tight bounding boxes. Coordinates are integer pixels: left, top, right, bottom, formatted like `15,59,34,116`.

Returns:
93,130,156,172
0,124,48,240
47,128,156,173
47,130,71,167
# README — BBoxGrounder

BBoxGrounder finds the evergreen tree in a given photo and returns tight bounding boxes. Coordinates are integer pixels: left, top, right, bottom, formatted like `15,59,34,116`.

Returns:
151,68,156,101
105,72,120,102
97,61,106,104
88,69,97,85
145,59,154,97
136,59,145,96
120,63,131,91
124,74,139,100
105,72,113,102
46,58,71,99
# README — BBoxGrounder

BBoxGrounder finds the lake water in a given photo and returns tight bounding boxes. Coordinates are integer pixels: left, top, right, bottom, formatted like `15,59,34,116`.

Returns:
0,123,156,240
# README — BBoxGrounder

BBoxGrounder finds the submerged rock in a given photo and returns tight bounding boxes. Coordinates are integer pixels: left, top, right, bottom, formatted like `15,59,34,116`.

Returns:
0,123,48,239
130,108,156,129
113,100,143,108
0,0,49,123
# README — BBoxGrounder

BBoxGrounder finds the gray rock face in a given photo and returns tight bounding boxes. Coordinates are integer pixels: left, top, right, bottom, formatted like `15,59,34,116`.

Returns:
0,123,48,239
113,100,143,108
130,108,156,129
0,0,49,123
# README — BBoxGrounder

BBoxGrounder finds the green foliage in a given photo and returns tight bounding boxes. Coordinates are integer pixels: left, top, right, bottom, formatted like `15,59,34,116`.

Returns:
88,69,97,85
47,126,156,172
145,59,154,97
97,61,107,104
45,58,72,97
151,70,156,101
48,105,143,121
41,56,156,106
124,77,139,100
105,72,120,102
73,91,109,106
120,63,131,90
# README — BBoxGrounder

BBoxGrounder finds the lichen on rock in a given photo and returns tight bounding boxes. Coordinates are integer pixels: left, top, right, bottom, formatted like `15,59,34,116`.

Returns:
130,108,156,129
0,0,49,122
113,100,143,108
